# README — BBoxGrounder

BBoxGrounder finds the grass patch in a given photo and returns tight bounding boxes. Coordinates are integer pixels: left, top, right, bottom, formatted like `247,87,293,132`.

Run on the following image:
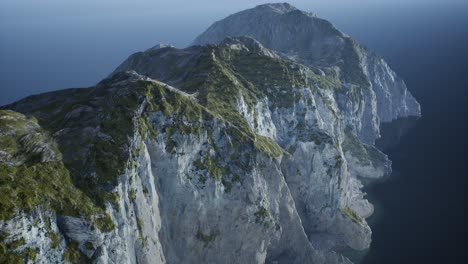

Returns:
340,207,363,224
93,214,116,233
254,206,269,223
48,232,61,249
137,217,144,231
129,188,137,201
195,228,218,247
254,135,283,158
0,162,107,222
64,240,89,263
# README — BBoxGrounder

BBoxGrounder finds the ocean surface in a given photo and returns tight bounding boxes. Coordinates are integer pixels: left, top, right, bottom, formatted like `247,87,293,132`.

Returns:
314,5,468,263
1,2,467,263
359,9,468,264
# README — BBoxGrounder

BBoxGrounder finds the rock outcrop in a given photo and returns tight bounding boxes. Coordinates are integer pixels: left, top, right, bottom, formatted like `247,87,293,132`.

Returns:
0,3,420,264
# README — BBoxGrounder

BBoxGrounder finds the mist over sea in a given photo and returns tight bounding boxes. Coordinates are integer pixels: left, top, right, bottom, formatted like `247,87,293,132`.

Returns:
1,1,467,263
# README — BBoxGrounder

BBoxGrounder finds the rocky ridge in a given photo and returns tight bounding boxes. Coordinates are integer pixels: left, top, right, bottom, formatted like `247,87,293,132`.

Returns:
0,3,420,264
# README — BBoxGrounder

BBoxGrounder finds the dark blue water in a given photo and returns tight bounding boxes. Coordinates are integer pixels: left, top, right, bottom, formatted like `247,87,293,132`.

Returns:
357,9,468,264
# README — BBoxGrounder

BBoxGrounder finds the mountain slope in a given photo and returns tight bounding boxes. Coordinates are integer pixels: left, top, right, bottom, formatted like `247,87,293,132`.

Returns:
0,3,420,264
193,3,421,143
2,71,354,263
0,110,113,263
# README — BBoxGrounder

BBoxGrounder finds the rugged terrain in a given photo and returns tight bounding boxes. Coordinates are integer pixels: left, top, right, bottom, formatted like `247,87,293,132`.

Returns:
0,3,420,263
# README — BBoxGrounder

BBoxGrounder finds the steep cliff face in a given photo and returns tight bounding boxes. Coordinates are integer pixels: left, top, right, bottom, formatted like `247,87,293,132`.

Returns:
2,71,354,263
0,3,420,264
193,3,421,144
0,110,114,263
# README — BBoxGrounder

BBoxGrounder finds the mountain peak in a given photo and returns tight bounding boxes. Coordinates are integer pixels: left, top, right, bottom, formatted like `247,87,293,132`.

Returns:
255,2,297,13
252,2,316,17
146,43,175,52
192,4,341,66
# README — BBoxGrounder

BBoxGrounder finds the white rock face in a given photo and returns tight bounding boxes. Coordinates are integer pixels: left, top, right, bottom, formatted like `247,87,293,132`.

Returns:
237,94,277,138
1,210,67,263
90,135,166,264
362,53,421,123
84,105,355,263
2,72,387,263
193,2,421,144
146,44,175,52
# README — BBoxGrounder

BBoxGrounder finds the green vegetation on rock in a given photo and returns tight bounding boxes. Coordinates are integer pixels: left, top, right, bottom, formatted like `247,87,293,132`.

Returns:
93,214,116,233
0,232,38,263
64,240,89,263
48,232,61,249
84,242,94,251
129,188,137,201
254,206,269,223
137,217,144,231
0,233,23,263
25,247,38,261
193,154,226,181
254,135,283,158
0,162,104,221
0,110,60,165
0,110,116,237
340,207,363,224
138,116,158,140
196,228,217,247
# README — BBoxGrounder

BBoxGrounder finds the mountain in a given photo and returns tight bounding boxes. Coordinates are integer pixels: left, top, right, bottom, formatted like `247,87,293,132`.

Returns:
0,3,420,264
194,3,420,143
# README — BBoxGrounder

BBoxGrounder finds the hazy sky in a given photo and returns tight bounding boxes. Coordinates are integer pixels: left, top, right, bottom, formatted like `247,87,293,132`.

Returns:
1,0,467,105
